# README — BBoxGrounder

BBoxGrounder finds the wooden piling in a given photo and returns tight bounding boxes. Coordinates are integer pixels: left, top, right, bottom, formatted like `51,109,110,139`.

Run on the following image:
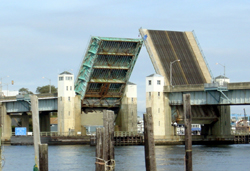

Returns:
39,144,48,171
183,94,192,171
144,107,157,171
30,95,41,169
0,104,2,171
96,110,115,171
96,128,104,171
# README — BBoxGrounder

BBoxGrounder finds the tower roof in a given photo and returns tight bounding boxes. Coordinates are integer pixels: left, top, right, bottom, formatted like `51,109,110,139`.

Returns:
59,71,73,75
147,73,163,78
215,75,229,79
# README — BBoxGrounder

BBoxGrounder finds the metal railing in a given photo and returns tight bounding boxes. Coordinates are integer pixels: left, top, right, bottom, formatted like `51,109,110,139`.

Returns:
192,30,214,79
12,131,143,137
12,131,84,137
114,131,141,137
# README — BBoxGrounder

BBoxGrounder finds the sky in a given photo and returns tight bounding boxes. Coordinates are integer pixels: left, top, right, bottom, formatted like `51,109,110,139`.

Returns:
1,1,250,116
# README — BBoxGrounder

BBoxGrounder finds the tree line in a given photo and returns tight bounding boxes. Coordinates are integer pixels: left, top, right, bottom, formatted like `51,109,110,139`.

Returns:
19,85,57,94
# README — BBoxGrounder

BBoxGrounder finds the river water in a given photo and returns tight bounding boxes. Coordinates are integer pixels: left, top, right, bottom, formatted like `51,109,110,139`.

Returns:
2,144,250,171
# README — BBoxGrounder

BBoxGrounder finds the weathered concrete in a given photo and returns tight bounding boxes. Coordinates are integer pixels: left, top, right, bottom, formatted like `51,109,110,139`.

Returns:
81,111,103,126
39,112,50,132
116,83,137,132
0,103,11,141
74,95,81,133
21,113,29,132
57,96,75,134
146,91,166,137
201,106,232,137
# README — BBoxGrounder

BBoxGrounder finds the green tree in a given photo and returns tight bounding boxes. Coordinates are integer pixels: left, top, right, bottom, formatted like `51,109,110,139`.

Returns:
36,85,57,94
18,88,33,94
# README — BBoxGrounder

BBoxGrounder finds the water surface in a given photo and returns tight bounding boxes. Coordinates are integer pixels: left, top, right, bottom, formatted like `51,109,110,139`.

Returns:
2,144,250,171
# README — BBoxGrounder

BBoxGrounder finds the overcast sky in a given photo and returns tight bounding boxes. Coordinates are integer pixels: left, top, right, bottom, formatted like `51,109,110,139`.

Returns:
1,1,250,116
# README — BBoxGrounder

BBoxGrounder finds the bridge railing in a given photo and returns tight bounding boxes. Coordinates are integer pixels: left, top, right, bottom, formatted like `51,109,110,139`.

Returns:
204,82,228,89
12,131,143,137
12,131,84,137
114,131,142,137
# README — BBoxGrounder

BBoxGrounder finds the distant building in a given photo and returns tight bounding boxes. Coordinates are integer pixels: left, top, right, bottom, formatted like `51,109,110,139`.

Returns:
0,90,19,97
50,118,58,132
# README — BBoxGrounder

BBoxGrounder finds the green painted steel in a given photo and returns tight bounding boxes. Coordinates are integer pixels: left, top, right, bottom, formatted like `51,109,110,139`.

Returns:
75,37,101,99
75,36,143,106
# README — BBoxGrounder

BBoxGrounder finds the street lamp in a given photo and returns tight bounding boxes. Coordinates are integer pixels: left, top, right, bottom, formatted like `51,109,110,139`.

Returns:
216,63,226,84
170,59,180,86
0,76,9,96
42,77,51,93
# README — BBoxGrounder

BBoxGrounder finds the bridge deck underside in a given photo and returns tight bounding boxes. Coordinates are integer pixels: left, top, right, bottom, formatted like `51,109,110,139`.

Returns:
145,30,207,85
172,105,219,124
75,37,143,109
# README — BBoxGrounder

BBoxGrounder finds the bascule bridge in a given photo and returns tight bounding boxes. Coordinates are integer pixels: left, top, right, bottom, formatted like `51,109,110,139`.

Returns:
140,28,250,143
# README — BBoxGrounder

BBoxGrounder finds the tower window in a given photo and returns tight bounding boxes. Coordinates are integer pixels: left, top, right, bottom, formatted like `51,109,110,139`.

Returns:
59,77,64,81
66,86,68,91
132,98,133,102
148,80,151,85
66,76,72,80
70,86,72,90
158,108,160,113
159,121,160,126
68,97,70,101
158,92,160,96
157,80,161,85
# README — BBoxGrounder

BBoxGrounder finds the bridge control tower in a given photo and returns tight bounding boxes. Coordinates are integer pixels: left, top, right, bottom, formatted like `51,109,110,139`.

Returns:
58,71,76,134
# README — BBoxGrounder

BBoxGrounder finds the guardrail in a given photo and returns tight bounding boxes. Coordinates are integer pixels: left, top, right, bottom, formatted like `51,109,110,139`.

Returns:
12,131,84,137
114,131,142,137
12,131,143,137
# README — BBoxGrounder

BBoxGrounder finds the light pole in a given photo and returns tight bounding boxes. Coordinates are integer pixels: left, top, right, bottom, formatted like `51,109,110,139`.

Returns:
170,59,180,86
216,63,226,84
42,77,51,93
0,78,2,95
0,76,9,96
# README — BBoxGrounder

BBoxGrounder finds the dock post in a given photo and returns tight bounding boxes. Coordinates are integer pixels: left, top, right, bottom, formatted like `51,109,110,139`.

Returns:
184,94,192,171
96,110,115,171
0,104,2,171
30,95,41,170
144,107,157,171
96,128,104,171
39,144,48,171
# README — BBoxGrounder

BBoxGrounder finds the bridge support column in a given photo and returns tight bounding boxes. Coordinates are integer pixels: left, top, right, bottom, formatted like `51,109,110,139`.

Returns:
0,103,11,141
164,95,175,140
21,113,29,132
74,95,81,133
212,106,231,137
201,106,232,140
39,112,50,132
116,84,137,132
